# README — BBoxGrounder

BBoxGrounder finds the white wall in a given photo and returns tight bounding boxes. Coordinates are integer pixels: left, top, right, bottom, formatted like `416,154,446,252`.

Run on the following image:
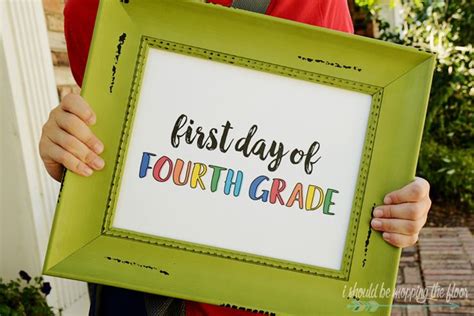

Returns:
0,37,43,280
0,0,89,314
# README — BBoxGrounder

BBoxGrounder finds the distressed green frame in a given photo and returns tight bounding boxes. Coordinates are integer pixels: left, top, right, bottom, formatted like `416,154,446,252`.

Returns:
103,36,382,281
43,0,435,315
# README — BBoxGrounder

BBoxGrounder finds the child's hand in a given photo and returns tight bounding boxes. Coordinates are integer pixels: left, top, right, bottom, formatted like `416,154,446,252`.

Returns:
371,177,431,248
39,93,105,181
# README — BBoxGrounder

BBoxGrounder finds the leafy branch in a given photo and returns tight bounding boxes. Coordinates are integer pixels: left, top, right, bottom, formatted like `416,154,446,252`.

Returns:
0,271,60,316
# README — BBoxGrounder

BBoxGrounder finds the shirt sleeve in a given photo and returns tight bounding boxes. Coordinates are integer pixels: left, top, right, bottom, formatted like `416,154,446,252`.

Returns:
266,0,354,34
208,0,232,6
319,0,354,33
63,0,99,87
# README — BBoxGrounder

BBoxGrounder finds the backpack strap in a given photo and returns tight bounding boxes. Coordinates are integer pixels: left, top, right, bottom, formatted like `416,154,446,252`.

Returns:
231,0,271,14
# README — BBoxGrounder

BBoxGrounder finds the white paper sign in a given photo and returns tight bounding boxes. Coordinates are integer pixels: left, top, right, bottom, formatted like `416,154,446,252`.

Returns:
112,48,372,270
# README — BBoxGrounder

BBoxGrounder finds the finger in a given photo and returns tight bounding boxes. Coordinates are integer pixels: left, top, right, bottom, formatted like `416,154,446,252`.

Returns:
384,177,430,204
47,129,105,171
54,111,104,154
60,93,96,125
40,143,64,182
39,136,64,181
373,198,431,220
45,140,94,177
43,160,64,182
382,232,419,248
371,217,426,235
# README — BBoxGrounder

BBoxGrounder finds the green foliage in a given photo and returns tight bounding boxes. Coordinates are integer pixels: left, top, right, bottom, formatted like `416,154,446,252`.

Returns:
0,271,58,316
355,0,381,8
359,0,473,211
418,140,473,208
355,0,423,10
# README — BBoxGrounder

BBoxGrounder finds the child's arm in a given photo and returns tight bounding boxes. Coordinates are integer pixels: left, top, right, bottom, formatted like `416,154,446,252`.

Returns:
39,93,104,181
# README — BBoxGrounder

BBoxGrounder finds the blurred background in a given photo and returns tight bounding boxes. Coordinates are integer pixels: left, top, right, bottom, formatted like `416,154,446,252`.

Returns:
1,0,472,315
351,1,473,315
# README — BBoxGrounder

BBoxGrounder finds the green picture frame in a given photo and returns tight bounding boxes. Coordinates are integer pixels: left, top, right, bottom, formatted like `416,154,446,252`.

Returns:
43,0,436,315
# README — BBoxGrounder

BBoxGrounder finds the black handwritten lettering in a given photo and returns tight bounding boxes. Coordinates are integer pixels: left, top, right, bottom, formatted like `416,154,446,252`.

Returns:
170,114,322,175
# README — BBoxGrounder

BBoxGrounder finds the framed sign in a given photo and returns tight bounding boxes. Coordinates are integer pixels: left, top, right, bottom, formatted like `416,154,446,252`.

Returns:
43,0,435,315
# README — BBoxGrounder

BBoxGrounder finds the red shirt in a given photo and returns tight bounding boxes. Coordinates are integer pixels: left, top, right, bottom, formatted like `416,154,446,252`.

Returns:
64,0,354,87
63,1,353,315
